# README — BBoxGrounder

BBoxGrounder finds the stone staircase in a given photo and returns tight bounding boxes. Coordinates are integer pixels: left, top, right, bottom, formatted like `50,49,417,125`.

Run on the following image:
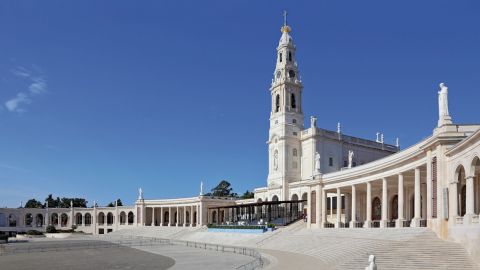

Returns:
261,227,479,269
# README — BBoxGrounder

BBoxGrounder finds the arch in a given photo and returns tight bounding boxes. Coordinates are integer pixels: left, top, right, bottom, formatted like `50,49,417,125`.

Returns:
164,211,169,226
186,211,190,224
35,213,44,227
84,213,92,226
51,213,59,226
272,195,279,202
98,212,105,225
127,211,134,225
8,214,17,227
391,195,398,220
107,212,114,225
193,212,197,225
257,198,263,203
291,194,299,201
75,213,83,225
455,165,467,216
275,94,280,112
120,211,126,225
60,213,68,227
212,210,217,224
174,211,178,225
0,213,6,227
372,197,381,221
25,213,33,227
291,93,296,109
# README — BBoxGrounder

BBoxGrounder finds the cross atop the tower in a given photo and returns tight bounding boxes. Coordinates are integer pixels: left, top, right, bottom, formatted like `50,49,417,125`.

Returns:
283,10,288,26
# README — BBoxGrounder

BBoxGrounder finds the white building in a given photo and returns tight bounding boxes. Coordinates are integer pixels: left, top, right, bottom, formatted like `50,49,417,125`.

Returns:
2,14,480,262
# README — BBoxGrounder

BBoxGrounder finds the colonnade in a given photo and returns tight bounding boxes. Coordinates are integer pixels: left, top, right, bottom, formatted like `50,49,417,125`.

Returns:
143,204,200,227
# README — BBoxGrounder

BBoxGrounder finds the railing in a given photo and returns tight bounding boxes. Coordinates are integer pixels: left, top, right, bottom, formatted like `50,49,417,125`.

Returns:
402,220,411,227
386,221,396,228
419,220,427,227
455,216,464,225
472,215,479,224
324,222,335,228
372,221,380,228
353,221,364,228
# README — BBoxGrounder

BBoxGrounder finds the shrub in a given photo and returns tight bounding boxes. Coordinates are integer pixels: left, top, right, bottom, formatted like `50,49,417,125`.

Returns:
46,225,57,233
26,230,43,236
267,223,276,229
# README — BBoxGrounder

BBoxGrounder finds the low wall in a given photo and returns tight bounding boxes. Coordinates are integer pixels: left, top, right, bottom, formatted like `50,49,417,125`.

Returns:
449,226,480,264
207,228,265,234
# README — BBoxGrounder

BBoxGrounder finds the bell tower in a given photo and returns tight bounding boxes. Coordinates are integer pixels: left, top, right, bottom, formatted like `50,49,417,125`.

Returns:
267,11,304,200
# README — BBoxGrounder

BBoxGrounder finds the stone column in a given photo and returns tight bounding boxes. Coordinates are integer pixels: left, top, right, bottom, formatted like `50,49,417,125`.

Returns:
396,174,405,227
321,188,327,228
412,168,421,227
465,176,475,224
196,204,200,226
350,185,357,228
168,207,172,227
381,178,388,228
335,188,342,228
160,207,164,226
364,182,372,228
183,206,187,227
176,206,179,227
426,151,432,222
190,206,194,227
151,207,155,226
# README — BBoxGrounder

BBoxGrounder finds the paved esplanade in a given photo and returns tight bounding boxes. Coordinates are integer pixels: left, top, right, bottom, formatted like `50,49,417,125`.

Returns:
0,240,175,270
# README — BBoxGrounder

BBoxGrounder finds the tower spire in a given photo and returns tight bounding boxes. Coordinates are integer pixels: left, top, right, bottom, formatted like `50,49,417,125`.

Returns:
281,11,291,33
283,10,288,26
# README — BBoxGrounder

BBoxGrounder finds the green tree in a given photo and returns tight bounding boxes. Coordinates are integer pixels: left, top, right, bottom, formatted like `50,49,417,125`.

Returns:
44,195,87,208
211,180,235,197
25,199,43,208
107,199,123,207
240,190,255,199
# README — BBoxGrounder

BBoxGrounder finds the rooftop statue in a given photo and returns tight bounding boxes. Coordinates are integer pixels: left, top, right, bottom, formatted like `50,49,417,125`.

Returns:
438,82,449,117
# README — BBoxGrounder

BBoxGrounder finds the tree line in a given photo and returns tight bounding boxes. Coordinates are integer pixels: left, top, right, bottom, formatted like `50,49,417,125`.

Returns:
23,194,123,209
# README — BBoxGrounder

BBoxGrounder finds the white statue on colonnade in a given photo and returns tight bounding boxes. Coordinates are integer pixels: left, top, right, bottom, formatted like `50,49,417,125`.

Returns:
348,150,354,168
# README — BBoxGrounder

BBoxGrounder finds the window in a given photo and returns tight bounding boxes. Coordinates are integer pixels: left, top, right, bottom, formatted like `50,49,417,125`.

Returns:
275,94,280,112
279,52,283,62
288,70,295,78
329,157,333,167
288,51,292,61
292,119,297,124
293,148,298,156
291,93,296,109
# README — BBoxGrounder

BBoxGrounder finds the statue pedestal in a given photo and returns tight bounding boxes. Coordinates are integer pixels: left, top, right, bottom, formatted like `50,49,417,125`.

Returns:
437,115,452,127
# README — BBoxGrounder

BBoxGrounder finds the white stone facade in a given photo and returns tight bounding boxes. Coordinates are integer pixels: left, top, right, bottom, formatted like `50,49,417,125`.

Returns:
1,15,480,263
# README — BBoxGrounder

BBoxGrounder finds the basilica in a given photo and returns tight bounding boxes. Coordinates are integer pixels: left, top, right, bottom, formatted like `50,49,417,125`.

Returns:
2,15,480,262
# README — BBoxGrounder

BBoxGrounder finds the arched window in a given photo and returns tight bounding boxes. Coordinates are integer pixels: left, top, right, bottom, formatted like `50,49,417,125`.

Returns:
128,212,134,225
120,212,126,225
288,70,295,78
107,212,114,225
36,214,44,227
288,51,292,61
275,94,280,112
293,148,298,157
291,93,296,109
164,211,169,226
391,195,398,220
279,52,282,62
51,213,59,226
75,213,82,225
292,119,297,124
25,213,33,227
85,213,92,226
9,214,17,227
60,213,68,227
98,212,105,225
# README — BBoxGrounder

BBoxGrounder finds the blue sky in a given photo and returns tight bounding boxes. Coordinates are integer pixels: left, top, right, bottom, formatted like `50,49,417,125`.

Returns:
1,1,479,207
